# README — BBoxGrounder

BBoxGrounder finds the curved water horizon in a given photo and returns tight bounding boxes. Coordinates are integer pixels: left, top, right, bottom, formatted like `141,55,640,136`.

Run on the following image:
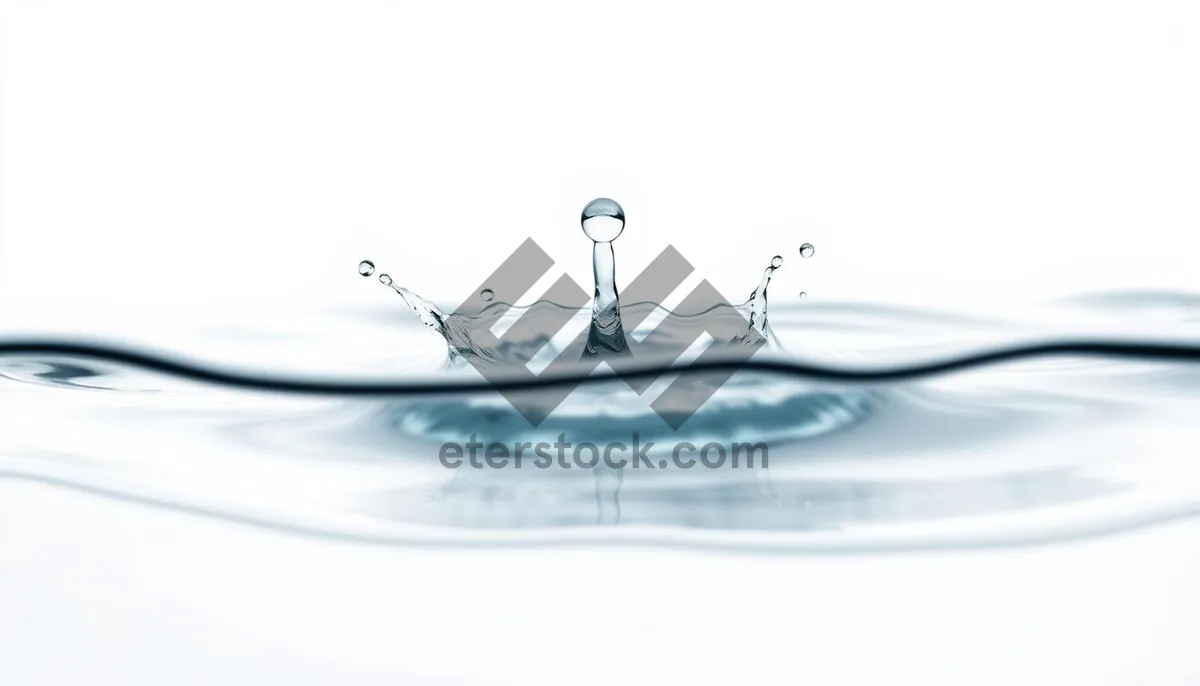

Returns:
3,337,1200,395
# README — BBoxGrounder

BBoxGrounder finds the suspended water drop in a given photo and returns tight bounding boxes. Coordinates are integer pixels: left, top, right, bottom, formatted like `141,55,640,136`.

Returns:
799,243,815,258
379,273,393,287
771,255,783,268
480,288,494,302
799,291,808,299
358,260,375,276
581,198,626,243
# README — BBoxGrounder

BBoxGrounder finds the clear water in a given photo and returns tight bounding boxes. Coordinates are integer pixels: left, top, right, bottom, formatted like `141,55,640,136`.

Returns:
4,294,1200,552
3,203,1200,553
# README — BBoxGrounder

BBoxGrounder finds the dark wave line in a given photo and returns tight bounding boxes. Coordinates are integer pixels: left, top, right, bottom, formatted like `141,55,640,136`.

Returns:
2,338,1199,396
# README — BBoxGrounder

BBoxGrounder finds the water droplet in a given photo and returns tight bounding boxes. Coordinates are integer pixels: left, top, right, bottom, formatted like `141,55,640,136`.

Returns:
581,198,626,243
358,260,375,276
770,255,783,269
799,291,807,299
799,243,815,258
480,288,494,302
379,273,393,287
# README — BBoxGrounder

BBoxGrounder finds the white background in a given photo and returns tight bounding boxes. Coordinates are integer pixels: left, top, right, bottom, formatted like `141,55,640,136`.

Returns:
3,1,1200,684
4,0,1200,338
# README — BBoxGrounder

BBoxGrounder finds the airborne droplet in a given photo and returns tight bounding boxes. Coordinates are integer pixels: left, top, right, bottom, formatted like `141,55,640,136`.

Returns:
799,243,815,258
358,260,375,276
581,198,626,243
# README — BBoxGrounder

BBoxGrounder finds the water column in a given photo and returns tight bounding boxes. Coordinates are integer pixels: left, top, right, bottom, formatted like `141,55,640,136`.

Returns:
581,198,630,357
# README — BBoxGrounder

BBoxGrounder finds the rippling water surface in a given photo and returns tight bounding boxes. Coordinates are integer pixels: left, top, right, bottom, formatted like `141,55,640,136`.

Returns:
3,292,1200,553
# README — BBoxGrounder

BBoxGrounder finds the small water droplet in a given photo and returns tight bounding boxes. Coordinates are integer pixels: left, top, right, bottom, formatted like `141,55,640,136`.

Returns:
581,198,626,242
799,291,807,299
379,273,392,286
480,288,494,302
770,255,783,269
358,260,375,276
799,243,815,258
